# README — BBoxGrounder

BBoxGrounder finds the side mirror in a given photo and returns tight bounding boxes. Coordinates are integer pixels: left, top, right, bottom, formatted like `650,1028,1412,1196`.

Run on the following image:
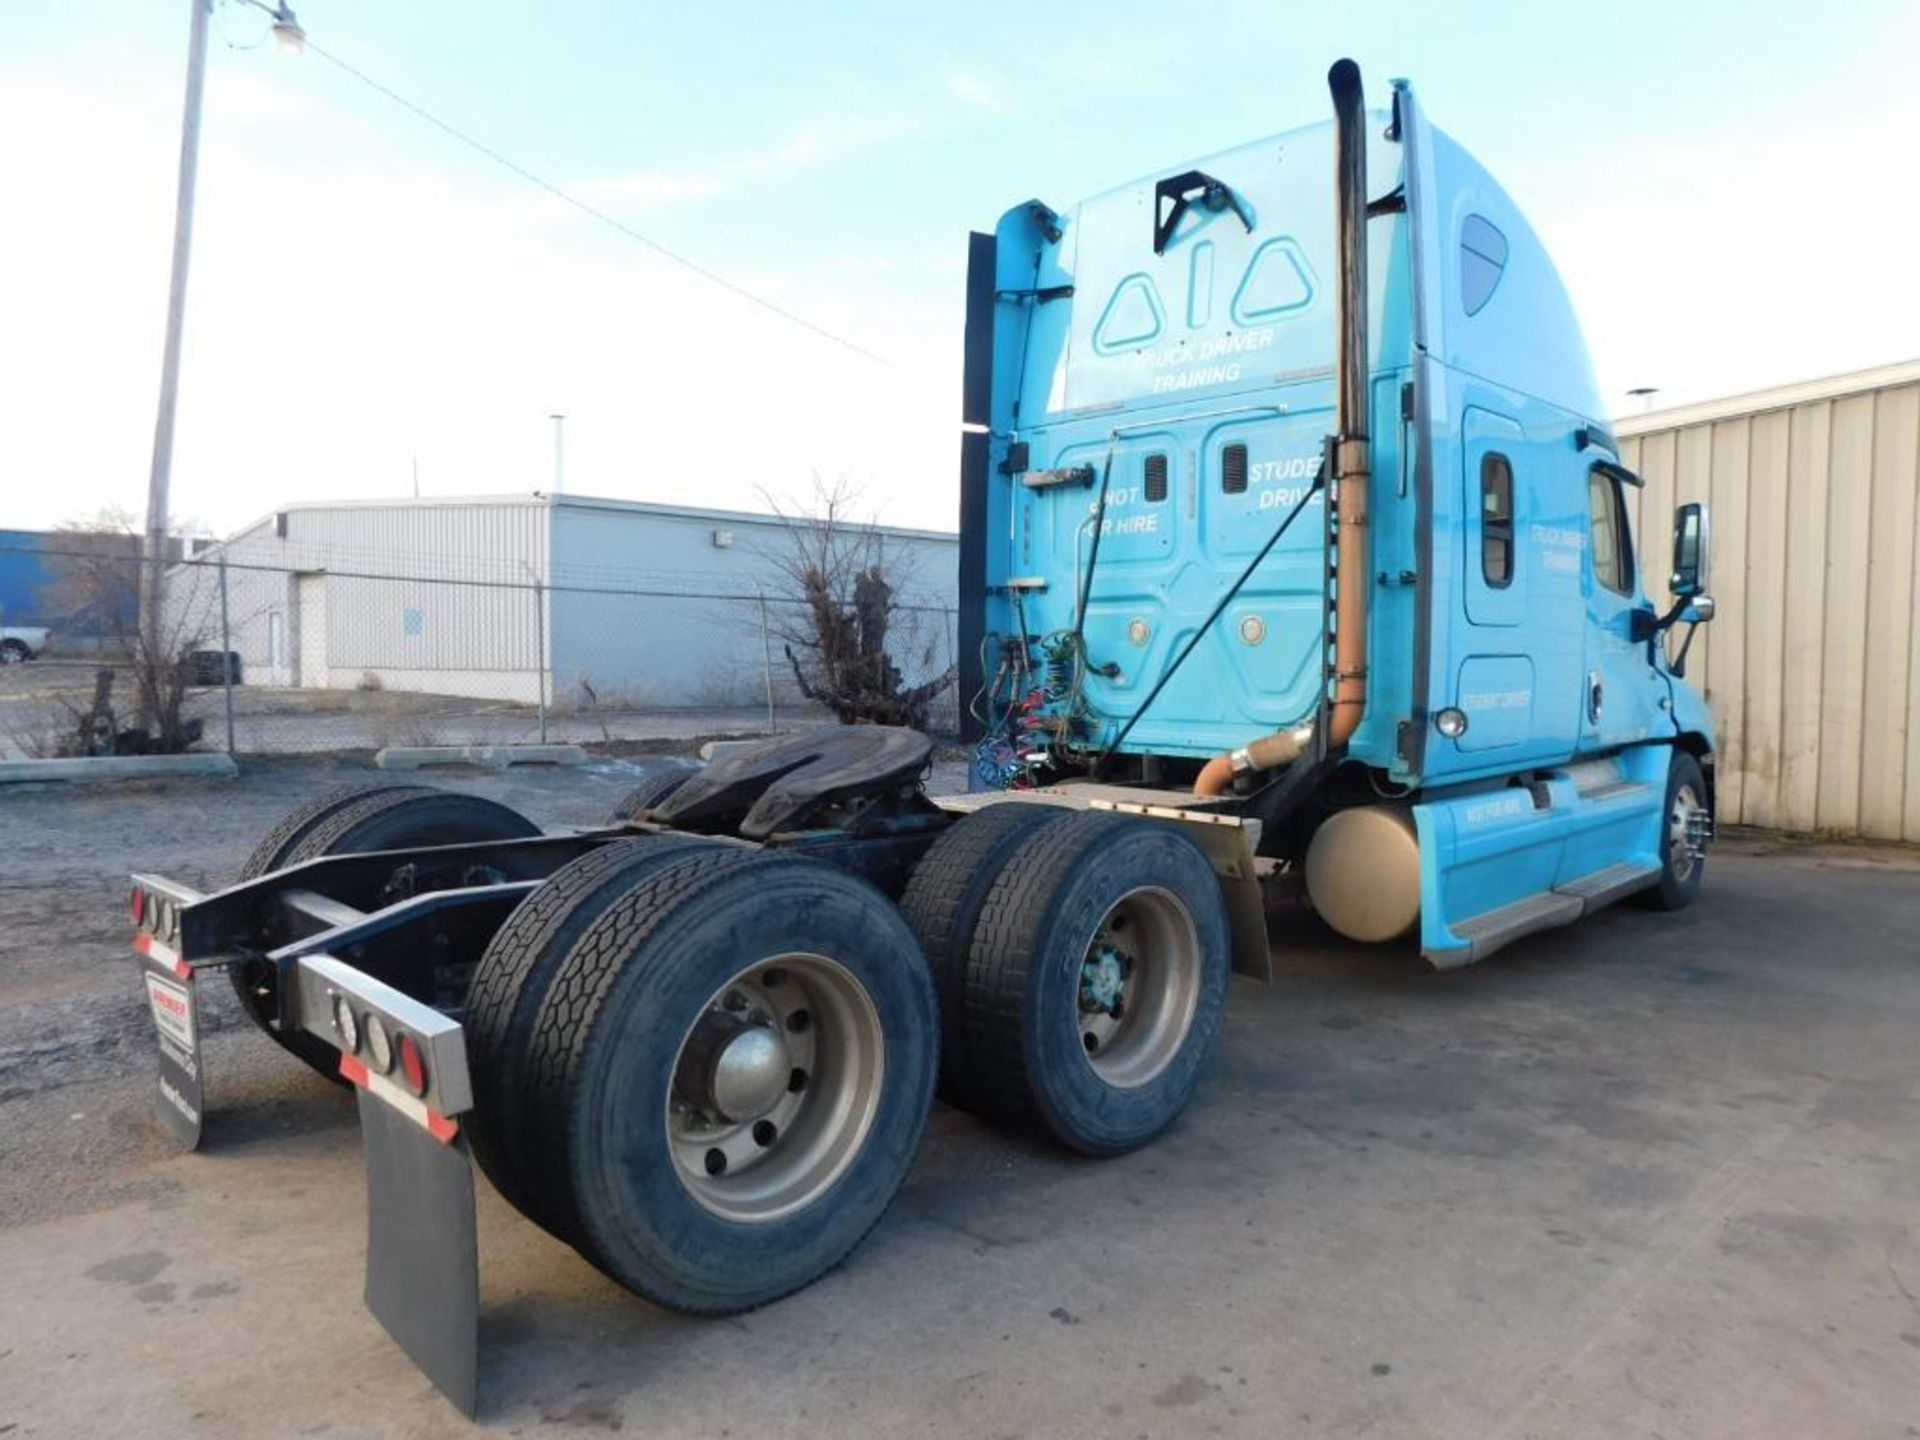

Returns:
1669,502,1709,598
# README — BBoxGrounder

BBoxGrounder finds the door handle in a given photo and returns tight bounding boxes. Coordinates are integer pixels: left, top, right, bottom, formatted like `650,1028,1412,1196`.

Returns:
1587,671,1604,723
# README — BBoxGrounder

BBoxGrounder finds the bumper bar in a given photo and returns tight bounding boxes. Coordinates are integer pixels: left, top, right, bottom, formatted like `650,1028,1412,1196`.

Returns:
130,874,484,1417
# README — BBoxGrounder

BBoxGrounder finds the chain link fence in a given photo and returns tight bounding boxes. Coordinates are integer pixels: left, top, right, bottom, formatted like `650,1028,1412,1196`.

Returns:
0,543,958,761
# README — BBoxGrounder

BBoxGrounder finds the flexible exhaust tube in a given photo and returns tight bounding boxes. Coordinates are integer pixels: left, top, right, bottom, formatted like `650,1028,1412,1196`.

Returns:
1194,58,1372,798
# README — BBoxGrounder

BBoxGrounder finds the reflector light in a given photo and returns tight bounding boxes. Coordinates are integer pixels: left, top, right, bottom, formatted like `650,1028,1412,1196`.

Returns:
130,886,146,926
331,993,360,1053
364,1012,393,1075
396,1031,428,1097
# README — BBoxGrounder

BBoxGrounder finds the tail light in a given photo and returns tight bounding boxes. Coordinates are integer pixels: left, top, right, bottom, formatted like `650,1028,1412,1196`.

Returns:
130,885,146,927
396,1031,429,1097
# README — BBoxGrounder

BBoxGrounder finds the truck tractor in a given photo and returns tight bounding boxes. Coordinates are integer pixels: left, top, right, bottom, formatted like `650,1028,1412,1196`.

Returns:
128,61,1717,1414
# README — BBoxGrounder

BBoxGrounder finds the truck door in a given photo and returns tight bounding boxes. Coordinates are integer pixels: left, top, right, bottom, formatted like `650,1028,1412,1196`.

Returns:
1461,408,1525,629
1580,464,1665,748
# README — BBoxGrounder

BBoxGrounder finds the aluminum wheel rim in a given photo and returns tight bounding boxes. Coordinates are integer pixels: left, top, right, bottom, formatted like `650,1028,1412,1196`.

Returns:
1075,886,1202,1089
1669,782,1703,883
666,952,884,1224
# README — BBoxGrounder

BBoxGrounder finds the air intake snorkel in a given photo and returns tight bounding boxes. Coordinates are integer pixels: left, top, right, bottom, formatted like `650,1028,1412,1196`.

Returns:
1193,57,1373,796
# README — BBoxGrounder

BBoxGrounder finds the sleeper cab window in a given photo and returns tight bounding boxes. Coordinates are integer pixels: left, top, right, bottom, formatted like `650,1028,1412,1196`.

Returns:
1144,452,1168,502
1587,467,1633,594
1221,442,1248,494
1480,452,1514,587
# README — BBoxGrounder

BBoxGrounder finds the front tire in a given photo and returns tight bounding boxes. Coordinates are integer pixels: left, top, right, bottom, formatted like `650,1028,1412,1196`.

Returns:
0,639,30,665
525,848,939,1313
1643,750,1710,911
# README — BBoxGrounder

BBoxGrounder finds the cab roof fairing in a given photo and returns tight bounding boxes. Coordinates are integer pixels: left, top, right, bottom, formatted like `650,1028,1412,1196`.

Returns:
987,112,1413,438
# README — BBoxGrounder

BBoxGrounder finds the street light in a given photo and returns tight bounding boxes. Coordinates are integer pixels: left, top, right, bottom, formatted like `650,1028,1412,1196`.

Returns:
137,0,302,719
269,7,306,51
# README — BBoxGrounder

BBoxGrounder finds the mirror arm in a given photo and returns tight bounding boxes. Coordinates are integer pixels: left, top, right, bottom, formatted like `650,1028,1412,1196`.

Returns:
1669,619,1701,679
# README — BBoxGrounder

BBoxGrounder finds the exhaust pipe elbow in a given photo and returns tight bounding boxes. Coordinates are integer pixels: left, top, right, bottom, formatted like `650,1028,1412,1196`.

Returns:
1193,721,1316,796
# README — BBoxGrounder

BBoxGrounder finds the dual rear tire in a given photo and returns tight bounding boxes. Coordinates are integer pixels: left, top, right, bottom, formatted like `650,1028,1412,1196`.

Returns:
466,844,939,1314
902,806,1232,1156
230,783,541,1079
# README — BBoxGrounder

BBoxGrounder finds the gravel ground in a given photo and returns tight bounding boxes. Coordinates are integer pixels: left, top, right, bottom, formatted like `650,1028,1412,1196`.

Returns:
1,760,1918,1438
0,658,861,760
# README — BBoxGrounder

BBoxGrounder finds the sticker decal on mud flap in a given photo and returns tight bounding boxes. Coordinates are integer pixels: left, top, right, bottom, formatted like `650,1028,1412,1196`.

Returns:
141,957,204,1150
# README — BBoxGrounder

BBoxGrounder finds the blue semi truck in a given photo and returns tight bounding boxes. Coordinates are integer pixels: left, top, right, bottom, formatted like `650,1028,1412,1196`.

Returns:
128,61,1716,1412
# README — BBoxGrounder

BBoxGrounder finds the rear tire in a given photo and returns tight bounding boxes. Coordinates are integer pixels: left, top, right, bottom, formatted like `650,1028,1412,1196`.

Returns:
899,802,1077,1106
523,849,938,1313
961,810,1231,1155
464,833,719,1229
607,758,702,822
230,785,539,1080
231,783,433,1077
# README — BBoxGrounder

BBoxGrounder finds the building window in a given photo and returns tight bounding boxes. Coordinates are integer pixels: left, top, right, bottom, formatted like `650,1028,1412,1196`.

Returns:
1144,452,1169,502
1222,443,1248,494
1588,467,1633,594
266,611,285,669
1480,453,1514,587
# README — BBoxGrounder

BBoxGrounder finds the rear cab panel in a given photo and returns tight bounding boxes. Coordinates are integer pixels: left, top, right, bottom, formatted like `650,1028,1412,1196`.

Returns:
979,116,1416,768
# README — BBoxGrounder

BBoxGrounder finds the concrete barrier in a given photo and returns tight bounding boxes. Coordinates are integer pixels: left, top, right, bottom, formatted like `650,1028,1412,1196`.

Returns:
0,753,239,785
375,744,588,771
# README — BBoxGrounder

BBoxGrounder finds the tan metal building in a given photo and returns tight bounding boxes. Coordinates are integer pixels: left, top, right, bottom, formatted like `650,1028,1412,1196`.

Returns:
1617,360,1920,841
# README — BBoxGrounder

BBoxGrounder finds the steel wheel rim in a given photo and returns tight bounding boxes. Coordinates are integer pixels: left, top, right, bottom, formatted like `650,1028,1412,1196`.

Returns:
1075,886,1202,1089
1669,782,1703,883
666,952,884,1223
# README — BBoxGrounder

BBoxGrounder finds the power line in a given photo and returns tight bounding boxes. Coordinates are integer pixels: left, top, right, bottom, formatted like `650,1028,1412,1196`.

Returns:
299,37,896,370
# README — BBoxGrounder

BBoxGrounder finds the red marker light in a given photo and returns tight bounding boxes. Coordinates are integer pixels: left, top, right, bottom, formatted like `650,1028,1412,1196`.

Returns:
130,886,146,927
396,1031,429,1097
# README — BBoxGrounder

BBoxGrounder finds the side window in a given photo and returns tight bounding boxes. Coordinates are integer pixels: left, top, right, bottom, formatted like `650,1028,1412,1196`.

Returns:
1460,214,1509,316
1480,453,1514,587
1588,468,1633,594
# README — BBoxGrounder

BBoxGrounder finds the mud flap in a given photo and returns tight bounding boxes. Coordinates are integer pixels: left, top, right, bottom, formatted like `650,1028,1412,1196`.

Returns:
137,946,205,1150
357,1087,480,1418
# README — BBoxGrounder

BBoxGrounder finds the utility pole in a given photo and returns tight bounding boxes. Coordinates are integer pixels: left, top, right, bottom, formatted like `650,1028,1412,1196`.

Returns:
549,413,566,494
138,0,211,714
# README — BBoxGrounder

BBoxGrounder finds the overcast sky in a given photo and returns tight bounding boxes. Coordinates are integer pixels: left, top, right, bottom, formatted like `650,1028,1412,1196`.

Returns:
2,0,1916,537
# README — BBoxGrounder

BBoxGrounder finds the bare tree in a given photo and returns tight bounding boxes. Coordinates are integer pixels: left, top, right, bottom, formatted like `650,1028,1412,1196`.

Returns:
760,476,955,731
39,509,211,754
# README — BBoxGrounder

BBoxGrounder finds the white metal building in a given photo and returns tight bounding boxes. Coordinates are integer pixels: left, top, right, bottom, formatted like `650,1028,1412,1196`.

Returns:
183,494,959,710
1619,359,1920,841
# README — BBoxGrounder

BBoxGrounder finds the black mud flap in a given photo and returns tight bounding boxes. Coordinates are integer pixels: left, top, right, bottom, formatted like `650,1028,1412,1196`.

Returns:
357,1087,481,1418
137,947,205,1150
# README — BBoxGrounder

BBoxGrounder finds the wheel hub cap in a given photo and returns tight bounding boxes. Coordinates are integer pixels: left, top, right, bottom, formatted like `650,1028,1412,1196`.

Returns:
1079,944,1130,1016
710,1024,791,1122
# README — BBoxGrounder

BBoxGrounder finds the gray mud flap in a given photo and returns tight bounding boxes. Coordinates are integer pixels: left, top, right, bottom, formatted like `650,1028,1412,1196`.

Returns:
356,1087,480,1418
302,953,482,1419
137,942,205,1149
